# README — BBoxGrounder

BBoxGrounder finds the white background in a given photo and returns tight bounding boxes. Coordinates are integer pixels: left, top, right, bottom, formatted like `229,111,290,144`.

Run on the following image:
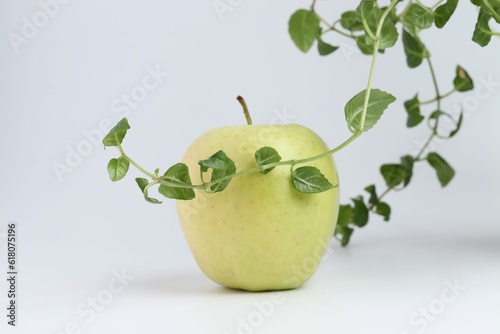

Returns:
1,0,499,333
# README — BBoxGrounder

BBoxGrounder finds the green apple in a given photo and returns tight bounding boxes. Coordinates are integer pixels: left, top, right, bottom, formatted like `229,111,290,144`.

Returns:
176,124,339,291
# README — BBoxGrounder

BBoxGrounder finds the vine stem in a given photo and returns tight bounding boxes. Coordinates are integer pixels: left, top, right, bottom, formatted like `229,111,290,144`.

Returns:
377,187,392,202
118,131,362,190
427,57,441,110
419,88,456,105
123,155,155,180
415,132,436,160
310,0,317,11
117,143,158,182
359,0,400,131
483,0,500,23
316,14,356,39
415,57,442,159
375,56,449,205
361,20,377,41
368,186,392,210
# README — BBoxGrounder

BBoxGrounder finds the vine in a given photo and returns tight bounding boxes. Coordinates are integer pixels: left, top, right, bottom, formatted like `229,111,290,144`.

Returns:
288,0,495,246
103,1,398,202
103,0,498,246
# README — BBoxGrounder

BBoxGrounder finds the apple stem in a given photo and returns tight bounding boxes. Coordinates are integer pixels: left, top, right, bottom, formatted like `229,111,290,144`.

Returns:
237,96,252,125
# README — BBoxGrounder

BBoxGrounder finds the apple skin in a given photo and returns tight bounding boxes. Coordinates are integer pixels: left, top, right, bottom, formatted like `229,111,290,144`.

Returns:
176,124,339,291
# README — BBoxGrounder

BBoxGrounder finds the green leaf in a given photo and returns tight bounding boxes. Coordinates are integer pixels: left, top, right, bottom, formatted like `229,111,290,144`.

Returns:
426,152,455,187
351,196,369,227
336,225,354,247
449,111,463,138
255,146,282,174
135,177,148,191
135,177,162,204
337,205,353,227
453,65,474,92
102,118,130,147
380,164,407,188
340,11,364,31
198,150,237,192
344,88,396,132
317,38,339,56
414,4,435,29
291,166,334,194
404,94,424,127
289,9,320,52
402,29,428,68
375,202,391,221
199,150,232,172
335,205,354,246
356,0,376,22
364,184,379,206
434,0,458,28
472,9,494,47
107,157,130,182
401,3,434,33
356,35,374,55
364,7,399,50
158,163,196,200
400,155,415,187
377,12,400,49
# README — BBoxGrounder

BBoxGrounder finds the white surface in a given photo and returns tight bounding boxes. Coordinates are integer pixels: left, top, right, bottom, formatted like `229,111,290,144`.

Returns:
1,0,499,333
3,220,500,334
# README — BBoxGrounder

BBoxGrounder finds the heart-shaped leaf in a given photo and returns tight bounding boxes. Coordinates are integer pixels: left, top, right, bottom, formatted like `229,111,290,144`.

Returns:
107,157,130,182
292,166,334,193
344,89,396,132
289,9,320,52
159,163,196,200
